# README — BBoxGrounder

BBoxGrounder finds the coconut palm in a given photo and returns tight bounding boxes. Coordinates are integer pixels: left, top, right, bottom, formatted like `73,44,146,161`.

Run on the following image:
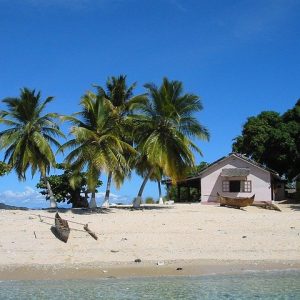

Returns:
132,78,209,207
94,75,146,207
0,88,64,208
61,91,134,208
135,158,164,205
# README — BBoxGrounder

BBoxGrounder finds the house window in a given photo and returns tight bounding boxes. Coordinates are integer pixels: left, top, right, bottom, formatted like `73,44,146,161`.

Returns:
222,180,252,193
222,181,230,192
243,181,252,192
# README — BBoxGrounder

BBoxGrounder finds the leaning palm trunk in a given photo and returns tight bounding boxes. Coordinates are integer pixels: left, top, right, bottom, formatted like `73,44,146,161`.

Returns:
45,178,57,208
157,180,163,205
89,191,97,208
133,168,154,208
102,171,112,208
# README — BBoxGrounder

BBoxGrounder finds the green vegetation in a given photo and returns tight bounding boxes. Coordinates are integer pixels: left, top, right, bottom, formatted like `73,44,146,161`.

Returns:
60,91,133,208
144,197,155,204
93,75,146,207
36,164,102,208
0,161,11,177
1,79,298,208
0,88,65,208
132,78,209,207
168,186,200,202
167,162,209,202
233,100,300,180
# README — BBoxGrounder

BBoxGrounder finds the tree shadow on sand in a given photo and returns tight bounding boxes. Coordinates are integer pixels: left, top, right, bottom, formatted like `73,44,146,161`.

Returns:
0,202,174,213
289,204,300,211
44,207,114,215
44,205,173,215
277,199,300,211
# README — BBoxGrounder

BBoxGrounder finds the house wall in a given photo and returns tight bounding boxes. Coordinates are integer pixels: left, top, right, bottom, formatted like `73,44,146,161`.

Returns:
201,155,272,203
274,183,285,201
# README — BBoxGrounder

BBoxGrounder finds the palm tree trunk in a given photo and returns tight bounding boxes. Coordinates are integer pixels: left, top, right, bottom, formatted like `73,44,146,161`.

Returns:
133,167,154,208
158,180,164,204
89,191,97,208
102,171,112,208
45,178,57,208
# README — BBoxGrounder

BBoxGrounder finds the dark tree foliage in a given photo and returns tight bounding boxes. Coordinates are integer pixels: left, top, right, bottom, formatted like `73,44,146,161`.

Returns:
233,100,300,179
168,186,200,202
36,164,102,208
0,161,11,177
188,161,210,177
167,162,208,202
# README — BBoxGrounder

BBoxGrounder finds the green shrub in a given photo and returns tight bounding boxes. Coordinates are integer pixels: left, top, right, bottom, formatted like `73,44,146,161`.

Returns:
145,197,155,204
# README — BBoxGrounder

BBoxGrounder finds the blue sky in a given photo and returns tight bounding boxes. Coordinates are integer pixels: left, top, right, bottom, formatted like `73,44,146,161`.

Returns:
0,0,299,208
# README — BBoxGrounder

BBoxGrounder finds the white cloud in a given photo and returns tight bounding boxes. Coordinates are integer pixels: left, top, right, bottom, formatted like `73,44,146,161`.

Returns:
95,192,130,205
0,187,47,209
0,187,130,209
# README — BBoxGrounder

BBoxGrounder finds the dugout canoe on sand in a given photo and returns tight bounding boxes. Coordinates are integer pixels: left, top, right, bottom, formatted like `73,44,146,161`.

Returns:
32,212,98,241
217,193,255,209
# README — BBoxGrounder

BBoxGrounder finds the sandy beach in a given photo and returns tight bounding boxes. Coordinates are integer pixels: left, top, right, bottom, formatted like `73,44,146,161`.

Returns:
0,203,300,280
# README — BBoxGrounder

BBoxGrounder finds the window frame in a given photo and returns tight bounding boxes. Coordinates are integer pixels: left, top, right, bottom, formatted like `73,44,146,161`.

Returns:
222,180,252,193
242,180,252,193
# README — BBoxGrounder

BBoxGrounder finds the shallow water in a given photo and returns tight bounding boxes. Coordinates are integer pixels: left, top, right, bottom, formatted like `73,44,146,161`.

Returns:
1,270,300,299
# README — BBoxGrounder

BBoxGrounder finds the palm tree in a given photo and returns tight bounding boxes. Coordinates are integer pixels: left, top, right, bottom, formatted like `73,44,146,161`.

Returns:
132,78,209,208
61,91,134,208
94,75,146,208
135,158,164,205
0,88,64,208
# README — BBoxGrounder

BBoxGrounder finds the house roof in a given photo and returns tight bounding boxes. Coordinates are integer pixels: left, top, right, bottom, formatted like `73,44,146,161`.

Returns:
198,153,281,178
161,153,282,185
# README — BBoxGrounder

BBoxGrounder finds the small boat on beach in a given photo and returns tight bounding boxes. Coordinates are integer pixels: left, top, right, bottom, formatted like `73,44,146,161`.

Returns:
51,212,70,243
217,193,255,209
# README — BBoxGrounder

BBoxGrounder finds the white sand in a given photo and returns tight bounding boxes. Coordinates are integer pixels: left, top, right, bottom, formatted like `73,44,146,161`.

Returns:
0,203,299,279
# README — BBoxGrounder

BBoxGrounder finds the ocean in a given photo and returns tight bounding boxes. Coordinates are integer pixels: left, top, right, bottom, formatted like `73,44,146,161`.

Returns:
1,270,300,299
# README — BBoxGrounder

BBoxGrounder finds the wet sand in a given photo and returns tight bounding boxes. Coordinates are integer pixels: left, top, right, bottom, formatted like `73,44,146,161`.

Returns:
1,260,300,280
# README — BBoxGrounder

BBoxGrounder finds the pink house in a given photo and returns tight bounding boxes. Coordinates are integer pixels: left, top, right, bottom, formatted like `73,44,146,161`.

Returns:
200,153,285,203
163,153,285,203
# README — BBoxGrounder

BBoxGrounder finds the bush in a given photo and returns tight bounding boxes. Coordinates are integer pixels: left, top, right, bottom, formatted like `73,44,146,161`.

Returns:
145,197,155,204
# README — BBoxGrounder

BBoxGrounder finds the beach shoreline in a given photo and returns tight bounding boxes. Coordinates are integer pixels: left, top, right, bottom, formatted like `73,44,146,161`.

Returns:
1,259,300,281
1,203,299,281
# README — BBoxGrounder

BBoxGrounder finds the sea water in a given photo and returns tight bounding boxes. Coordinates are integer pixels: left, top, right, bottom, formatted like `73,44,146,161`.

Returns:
1,270,300,299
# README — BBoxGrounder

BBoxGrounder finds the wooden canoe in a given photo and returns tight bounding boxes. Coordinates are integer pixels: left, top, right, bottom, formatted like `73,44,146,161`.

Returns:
217,193,255,208
51,212,70,243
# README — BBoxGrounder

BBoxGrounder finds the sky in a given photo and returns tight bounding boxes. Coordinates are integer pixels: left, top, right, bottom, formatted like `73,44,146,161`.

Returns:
0,0,299,208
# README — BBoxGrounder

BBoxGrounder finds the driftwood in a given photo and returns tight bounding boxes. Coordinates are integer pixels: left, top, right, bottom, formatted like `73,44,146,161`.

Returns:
83,224,98,240
252,201,282,212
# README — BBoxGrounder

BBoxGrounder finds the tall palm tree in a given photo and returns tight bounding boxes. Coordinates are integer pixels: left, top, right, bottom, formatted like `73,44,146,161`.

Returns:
61,91,134,208
132,78,209,208
0,88,64,208
94,75,146,208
